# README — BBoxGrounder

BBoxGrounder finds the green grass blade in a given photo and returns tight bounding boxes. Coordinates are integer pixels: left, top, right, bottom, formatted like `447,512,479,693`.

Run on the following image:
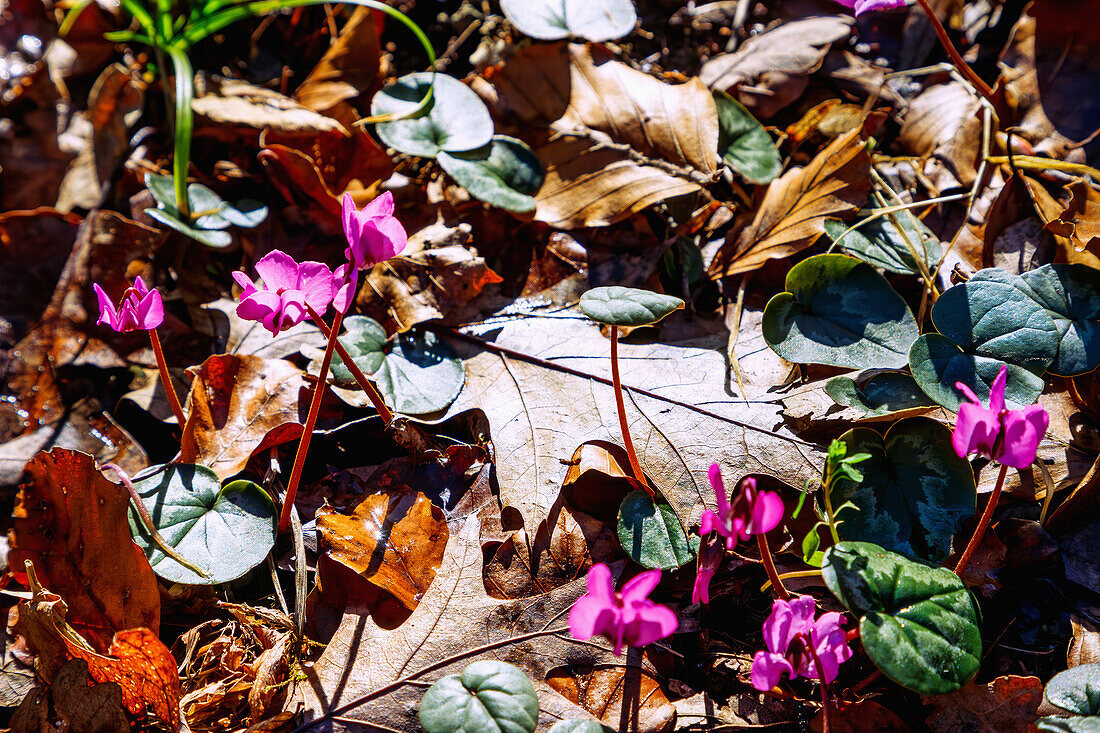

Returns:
166,45,194,220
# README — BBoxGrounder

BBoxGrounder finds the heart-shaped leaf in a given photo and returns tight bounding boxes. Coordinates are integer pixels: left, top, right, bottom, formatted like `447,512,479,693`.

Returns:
419,660,539,733
1038,663,1100,732
824,209,942,276
371,72,494,159
579,287,685,328
823,541,982,695
313,316,465,415
714,90,781,185
438,135,544,212
500,0,636,41
762,254,919,369
128,463,277,585
833,418,975,561
1017,264,1100,376
909,334,1046,412
825,372,937,417
616,488,693,570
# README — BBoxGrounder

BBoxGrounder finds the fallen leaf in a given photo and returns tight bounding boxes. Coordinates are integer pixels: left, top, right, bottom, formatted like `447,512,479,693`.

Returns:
294,6,382,113
546,664,676,733
10,658,129,733
0,65,76,211
9,448,160,649
1069,615,1100,668
700,16,854,118
1043,178,1100,253
922,675,1043,733
193,78,346,141
897,82,982,191
180,354,305,480
0,624,35,707
316,489,448,614
709,127,871,277
811,699,911,732
1027,0,1100,145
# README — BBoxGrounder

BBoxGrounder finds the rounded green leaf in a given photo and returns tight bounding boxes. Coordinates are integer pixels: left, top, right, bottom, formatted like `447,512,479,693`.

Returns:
824,209,942,276
822,541,982,695
714,91,781,184
616,488,693,570
1038,664,1100,732
145,209,234,248
371,72,494,159
833,418,975,562
579,287,685,328
761,254,919,369
548,722,606,733
313,317,465,416
501,0,636,41
909,333,1045,412
438,135,544,212
419,660,538,733
220,198,269,228
932,273,1059,373
1018,264,1100,376
128,464,277,585
825,372,936,417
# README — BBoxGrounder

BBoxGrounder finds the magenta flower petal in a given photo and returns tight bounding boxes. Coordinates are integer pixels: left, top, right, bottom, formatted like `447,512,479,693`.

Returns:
569,563,617,641
751,489,785,535
763,596,815,655
620,569,662,605
952,400,1000,460
93,283,117,329
342,191,408,270
999,404,1049,468
699,509,720,538
254,250,301,292
92,279,165,332
568,564,676,656
952,365,1049,468
296,261,339,313
751,651,795,691
848,0,908,13
234,249,339,336
708,463,731,516
692,567,715,605
623,600,678,648
988,366,1007,414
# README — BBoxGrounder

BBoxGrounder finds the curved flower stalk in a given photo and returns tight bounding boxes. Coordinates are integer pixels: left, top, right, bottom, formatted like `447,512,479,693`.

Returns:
952,366,1049,575
93,277,186,426
569,564,677,656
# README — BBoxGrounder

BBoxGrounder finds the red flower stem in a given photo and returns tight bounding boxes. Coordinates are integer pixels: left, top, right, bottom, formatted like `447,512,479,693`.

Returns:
953,462,1008,575
610,327,651,495
147,328,186,426
758,533,790,600
306,306,394,424
278,310,343,534
914,0,996,105
802,633,832,733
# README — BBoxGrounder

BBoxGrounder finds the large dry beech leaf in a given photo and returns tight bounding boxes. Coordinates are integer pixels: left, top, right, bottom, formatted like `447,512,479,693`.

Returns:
298,480,612,731
546,664,675,733
180,354,305,480
710,127,871,277
441,314,820,547
478,43,718,229
9,448,160,651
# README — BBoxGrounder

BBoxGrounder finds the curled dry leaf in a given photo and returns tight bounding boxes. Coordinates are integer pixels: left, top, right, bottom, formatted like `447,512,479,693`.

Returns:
15,572,179,730
477,42,718,229
180,354,305,480
921,675,1043,733
293,6,382,113
356,222,503,332
709,127,871,277
546,664,676,733
9,448,160,650
316,489,448,615
10,658,129,733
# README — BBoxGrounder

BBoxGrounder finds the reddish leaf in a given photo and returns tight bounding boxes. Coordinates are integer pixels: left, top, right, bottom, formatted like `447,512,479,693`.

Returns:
546,664,675,733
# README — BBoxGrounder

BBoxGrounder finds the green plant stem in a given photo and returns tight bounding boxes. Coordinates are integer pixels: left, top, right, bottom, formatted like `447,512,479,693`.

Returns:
821,467,842,544
100,462,210,578
913,0,996,105
278,310,343,534
306,306,394,424
758,533,789,600
147,327,187,426
165,45,194,220
610,327,650,493
954,462,1008,575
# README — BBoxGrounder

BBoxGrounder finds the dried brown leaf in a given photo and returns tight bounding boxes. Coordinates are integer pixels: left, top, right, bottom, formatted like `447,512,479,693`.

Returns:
546,664,676,733
897,82,981,191
11,658,129,733
294,7,381,113
193,78,346,140
922,675,1042,733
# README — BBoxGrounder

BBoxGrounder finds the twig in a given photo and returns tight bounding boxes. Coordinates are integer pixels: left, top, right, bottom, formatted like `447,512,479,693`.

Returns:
913,0,996,105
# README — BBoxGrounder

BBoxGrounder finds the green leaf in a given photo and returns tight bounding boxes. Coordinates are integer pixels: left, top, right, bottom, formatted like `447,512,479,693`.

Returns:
314,317,465,416
833,418,975,562
145,172,265,246
500,0,636,41
219,198,269,228
145,209,234,248
909,334,1045,412
822,541,982,695
1017,264,1100,376
1039,664,1100,732
579,286,685,328
761,254,920,369
713,91,781,185
824,209,942,276
438,135,544,212
825,372,937,417
128,464,277,585
548,722,607,733
419,660,538,733
371,72,494,159
617,489,693,570
1038,719,1100,733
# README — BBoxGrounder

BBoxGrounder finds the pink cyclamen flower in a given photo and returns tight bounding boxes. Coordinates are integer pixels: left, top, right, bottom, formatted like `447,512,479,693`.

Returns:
700,464,785,551
232,250,351,337
952,365,1049,469
569,564,678,656
93,276,164,333
751,596,853,691
692,533,724,605
833,0,908,15
342,191,408,270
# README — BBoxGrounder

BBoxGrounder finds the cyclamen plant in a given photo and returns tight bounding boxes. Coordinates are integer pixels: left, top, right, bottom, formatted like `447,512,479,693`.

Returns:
569,563,678,656
751,595,853,691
